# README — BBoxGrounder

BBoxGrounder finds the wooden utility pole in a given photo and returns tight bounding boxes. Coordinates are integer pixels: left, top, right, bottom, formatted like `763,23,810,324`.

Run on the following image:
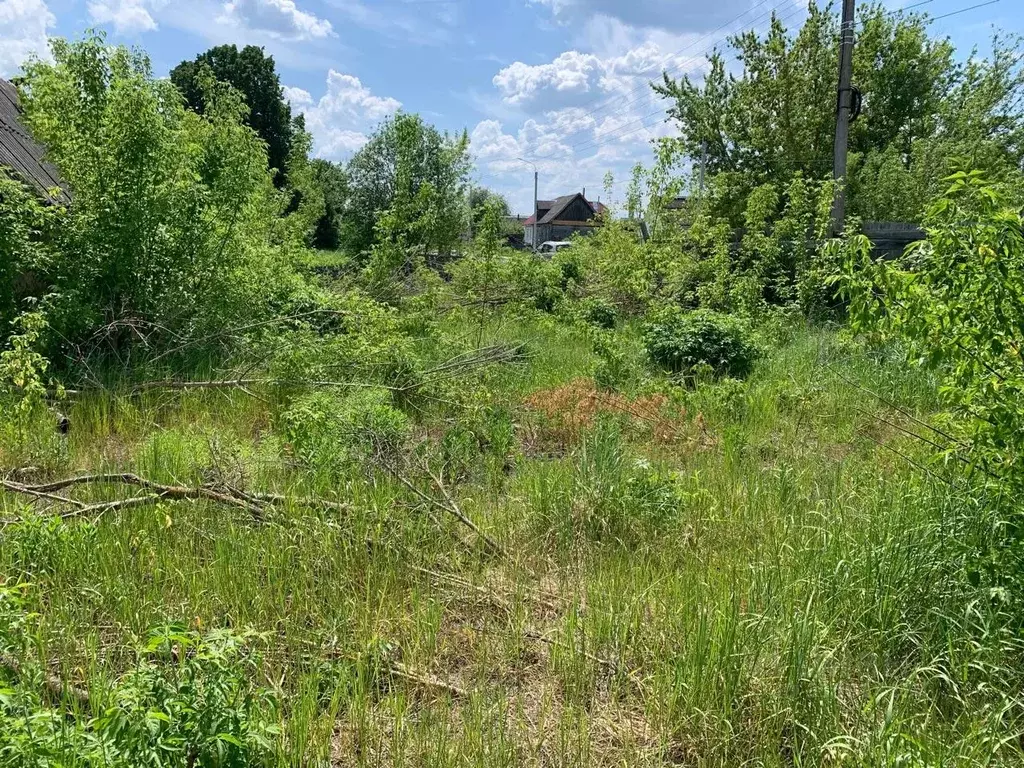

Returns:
532,171,539,250
831,0,855,236
518,157,539,250
697,138,708,202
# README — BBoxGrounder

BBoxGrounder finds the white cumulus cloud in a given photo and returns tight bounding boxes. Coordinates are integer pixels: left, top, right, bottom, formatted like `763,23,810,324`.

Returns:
88,0,159,34
221,0,335,41
287,70,402,160
0,0,55,77
493,51,603,107
473,30,701,213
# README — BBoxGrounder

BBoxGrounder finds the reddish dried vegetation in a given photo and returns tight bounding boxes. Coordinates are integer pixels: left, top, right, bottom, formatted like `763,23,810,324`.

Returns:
522,378,710,452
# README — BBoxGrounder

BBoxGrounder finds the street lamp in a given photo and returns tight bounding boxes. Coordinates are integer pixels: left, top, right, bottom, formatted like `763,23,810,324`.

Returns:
517,157,538,251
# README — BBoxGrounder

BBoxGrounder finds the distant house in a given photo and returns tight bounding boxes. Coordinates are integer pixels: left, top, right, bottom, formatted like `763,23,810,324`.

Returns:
523,192,606,247
0,77,69,204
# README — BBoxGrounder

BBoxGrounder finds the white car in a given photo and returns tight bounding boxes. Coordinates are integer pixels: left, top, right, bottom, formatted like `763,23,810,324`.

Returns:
537,241,572,256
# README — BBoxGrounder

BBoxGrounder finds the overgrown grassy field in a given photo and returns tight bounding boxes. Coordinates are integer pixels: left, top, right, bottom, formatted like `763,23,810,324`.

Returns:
2,314,1020,766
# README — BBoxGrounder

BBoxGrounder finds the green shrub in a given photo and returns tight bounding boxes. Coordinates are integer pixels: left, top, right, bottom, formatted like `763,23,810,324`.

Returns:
0,171,60,332
643,308,759,379
450,250,564,314
581,298,617,330
13,34,314,362
281,388,409,474
592,331,636,392
0,587,279,767
839,169,1024,487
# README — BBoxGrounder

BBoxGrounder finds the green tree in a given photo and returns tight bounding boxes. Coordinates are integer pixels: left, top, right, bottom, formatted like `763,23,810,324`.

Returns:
309,159,348,250
15,33,309,360
655,3,1023,221
468,186,510,236
343,113,470,258
839,170,1024,485
171,44,294,185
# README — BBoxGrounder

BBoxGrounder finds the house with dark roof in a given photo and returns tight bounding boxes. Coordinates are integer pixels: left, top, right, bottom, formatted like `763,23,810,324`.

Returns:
0,77,70,204
523,192,605,247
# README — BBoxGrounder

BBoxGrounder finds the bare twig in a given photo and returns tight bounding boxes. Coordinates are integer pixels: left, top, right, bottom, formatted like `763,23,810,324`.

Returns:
0,653,91,706
1,472,353,523
379,458,505,557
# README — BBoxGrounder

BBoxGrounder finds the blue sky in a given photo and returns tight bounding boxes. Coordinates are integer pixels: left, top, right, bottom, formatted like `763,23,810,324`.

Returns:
1,0,1020,213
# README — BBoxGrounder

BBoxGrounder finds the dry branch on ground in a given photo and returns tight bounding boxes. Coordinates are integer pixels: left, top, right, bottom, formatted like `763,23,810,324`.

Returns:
0,472,351,524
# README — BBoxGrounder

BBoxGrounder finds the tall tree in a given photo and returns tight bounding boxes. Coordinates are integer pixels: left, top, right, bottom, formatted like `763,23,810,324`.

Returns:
468,186,510,236
654,2,1022,220
171,45,293,185
343,113,470,257
309,159,348,250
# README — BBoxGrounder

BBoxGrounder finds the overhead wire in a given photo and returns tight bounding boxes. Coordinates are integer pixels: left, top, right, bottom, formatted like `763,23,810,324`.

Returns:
557,0,780,126
478,0,1007,202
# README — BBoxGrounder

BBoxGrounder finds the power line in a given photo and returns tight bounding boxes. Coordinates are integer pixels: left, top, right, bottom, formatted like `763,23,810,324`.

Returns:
475,0,1007,199
563,0,783,127
566,0,951,158
930,0,1000,21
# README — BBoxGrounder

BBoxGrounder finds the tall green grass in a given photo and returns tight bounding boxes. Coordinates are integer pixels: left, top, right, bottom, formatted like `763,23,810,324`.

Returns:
2,320,1021,766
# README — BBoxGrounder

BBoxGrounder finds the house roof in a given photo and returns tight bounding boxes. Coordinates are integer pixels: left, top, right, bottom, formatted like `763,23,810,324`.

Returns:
523,200,555,226
538,193,595,225
0,78,70,204
524,195,605,226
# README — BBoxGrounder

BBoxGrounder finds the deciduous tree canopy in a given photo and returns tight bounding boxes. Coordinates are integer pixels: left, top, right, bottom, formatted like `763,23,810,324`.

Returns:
655,3,1024,221
343,113,471,258
171,44,295,186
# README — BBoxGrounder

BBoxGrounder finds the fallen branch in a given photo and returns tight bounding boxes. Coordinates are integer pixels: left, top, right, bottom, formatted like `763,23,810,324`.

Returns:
1,473,353,524
412,565,563,613
390,662,467,698
0,652,91,707
0,480,85,509
378,458,505,557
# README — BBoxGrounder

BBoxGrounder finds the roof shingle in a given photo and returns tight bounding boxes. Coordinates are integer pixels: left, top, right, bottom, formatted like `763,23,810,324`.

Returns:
0,78,70,204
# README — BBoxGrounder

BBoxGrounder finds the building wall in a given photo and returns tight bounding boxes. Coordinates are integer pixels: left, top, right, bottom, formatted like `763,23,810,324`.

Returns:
541,224,598,242
529,218,599,247
560,197,594,222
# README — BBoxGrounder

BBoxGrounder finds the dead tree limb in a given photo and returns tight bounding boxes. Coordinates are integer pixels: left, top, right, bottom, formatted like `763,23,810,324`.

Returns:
0,480,85,509
0,653,91,707
1,473,353,524
378,459,505,557
389,662,467,698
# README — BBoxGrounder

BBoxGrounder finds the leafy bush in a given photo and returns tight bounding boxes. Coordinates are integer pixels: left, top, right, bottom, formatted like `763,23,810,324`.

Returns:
281,388,409,474
643,308,759,379
13,34,314,361
838,169,1024,486
592,331,635,391
0,171,60,332
581,298,617,330
450,248,564,314
0,586,279,767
